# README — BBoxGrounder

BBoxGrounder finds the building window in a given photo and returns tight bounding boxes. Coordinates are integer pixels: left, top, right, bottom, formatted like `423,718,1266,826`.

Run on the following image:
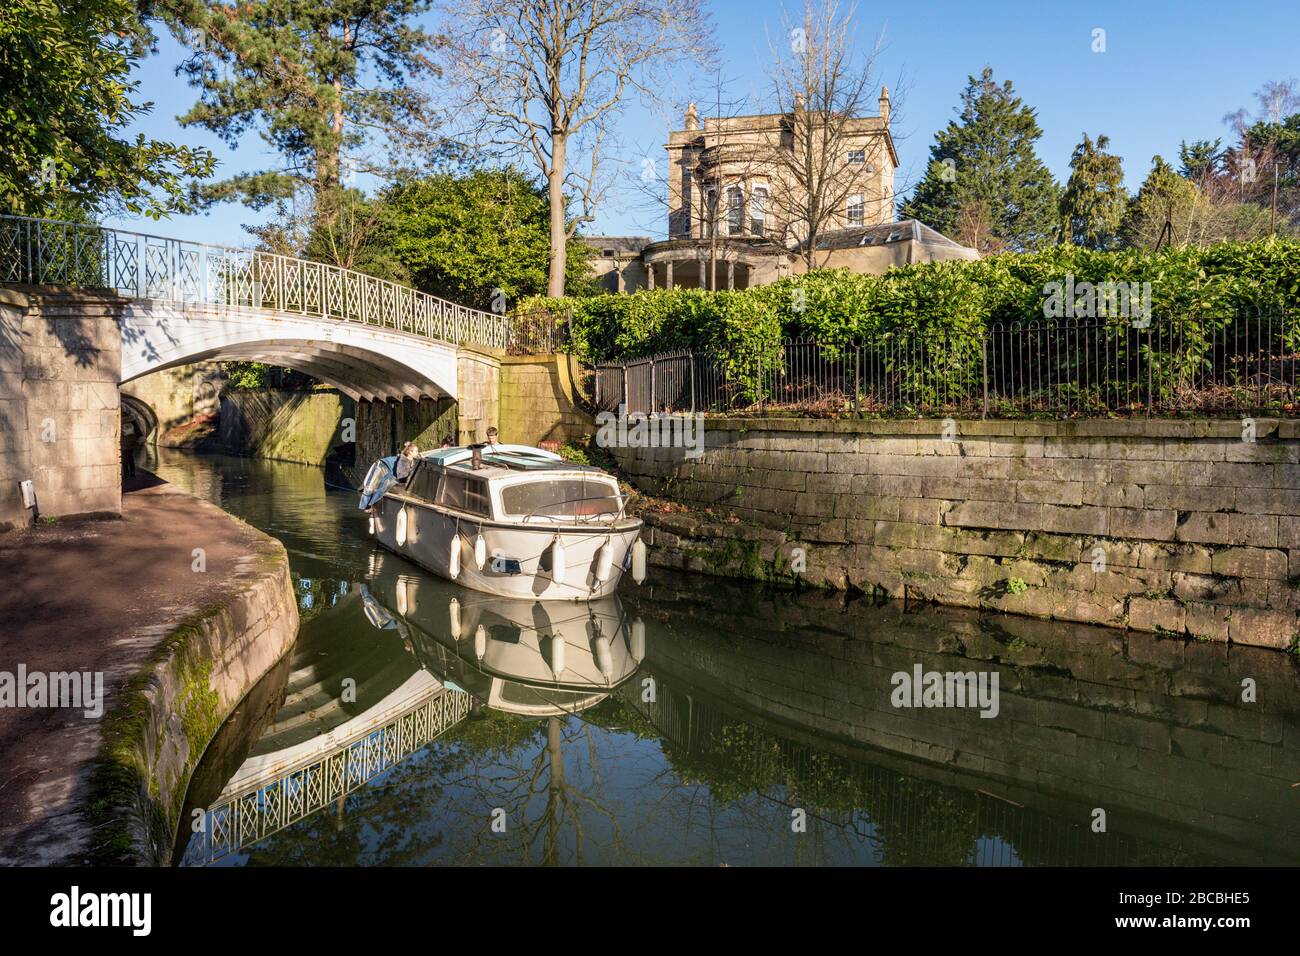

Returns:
750,187,768,237
726,186,744,235
847,149,865,164
847,193,864,226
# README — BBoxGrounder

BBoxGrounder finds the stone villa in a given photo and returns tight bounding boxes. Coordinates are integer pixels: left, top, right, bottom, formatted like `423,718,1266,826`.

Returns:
585,88,978,293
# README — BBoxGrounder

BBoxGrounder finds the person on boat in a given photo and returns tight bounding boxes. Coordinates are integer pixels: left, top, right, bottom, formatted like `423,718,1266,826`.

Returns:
395,442,419,482
440,436,454,448
485,427,500,448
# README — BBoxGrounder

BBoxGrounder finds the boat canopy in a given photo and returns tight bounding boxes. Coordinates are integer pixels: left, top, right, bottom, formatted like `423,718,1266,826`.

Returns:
358,456,399,510
423,444,567,472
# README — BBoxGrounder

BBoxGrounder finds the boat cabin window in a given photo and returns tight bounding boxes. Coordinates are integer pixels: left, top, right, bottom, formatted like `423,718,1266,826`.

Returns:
438,471,491,517
499,477,620,518
407,463,439,500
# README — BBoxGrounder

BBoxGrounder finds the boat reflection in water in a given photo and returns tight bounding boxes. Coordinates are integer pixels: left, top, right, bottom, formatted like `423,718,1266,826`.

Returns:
181,551,643,866
363,550,643,718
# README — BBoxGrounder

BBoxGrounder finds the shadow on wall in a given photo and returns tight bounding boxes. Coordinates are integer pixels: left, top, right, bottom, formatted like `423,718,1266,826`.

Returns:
217,389,358,468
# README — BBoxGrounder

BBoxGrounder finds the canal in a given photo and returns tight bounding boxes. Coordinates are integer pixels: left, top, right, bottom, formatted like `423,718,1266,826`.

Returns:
145,448,1300,867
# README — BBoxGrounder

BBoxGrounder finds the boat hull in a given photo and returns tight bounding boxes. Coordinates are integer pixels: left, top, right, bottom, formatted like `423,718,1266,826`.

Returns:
370,494,643,600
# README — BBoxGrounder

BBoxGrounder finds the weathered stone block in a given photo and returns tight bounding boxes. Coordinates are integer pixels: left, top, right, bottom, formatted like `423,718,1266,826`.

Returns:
1040,504,1108,536
1226,608,1297,650
1128,597,1186,634
1175,511,1278,548
1016,479,1084,505
1109,507,1178,541
1209,547,1288,580
944,499,1042,531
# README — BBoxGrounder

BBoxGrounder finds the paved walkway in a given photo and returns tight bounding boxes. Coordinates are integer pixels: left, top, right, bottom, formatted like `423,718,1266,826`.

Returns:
0,474,281,864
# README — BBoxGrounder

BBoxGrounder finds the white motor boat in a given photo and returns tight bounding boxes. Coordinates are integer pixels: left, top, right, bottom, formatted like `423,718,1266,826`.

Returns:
359,443,646,600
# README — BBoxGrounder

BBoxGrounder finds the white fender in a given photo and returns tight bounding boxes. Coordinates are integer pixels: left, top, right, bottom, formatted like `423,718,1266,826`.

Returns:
550,537,566,586
368,514,375,535
474,623,487,661
632,537,647,584
449,597,462,640
396,577,409,616
594,636,613,680
550,634,566,676
395,506,408,546
630,618,645,663
448,535,461,579
594,539,614,583
474,533,487,570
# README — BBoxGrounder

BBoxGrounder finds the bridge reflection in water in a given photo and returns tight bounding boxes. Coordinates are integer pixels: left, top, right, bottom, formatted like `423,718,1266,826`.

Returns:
182,551,642,866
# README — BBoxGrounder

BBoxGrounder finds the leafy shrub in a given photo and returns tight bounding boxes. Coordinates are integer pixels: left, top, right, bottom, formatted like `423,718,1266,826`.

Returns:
529,238,1300,409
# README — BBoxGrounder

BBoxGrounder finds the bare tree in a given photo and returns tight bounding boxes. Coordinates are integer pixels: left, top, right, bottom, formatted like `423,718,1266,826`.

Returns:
443,0,713,298
764,0,892,271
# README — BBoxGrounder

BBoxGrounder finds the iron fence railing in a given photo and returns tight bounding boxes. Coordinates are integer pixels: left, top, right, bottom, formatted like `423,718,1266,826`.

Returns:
594,315,1300,418
0,214,534,350
506,307,571,355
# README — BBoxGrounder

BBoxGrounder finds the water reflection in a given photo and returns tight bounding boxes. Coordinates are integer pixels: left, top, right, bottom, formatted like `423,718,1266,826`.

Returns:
156,449,1299,867
364,551,642,717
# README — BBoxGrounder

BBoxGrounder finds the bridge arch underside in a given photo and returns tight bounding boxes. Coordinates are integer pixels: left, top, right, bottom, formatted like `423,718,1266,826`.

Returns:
119,392,158,441
134,339,447,403
118,303,460,402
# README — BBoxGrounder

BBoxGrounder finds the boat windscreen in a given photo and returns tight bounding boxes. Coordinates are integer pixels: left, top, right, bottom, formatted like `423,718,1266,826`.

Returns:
499,477,620,518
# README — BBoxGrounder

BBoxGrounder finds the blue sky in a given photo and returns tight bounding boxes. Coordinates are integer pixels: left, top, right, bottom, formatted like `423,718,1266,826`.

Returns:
107,0,1300,246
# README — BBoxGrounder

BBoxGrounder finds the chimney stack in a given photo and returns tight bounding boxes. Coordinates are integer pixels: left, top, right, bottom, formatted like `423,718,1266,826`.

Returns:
879,85,890,124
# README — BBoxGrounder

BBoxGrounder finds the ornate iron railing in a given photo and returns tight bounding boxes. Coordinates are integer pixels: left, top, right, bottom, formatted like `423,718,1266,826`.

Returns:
180,686,473,866
0,214,517,349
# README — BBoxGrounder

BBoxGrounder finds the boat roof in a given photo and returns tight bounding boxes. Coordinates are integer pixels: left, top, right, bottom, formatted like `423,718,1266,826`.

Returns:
419,444,610,479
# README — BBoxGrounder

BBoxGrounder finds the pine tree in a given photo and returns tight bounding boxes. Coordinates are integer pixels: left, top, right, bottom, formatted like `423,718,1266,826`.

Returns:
156,0,443,225
900,67,1059,253
1059,133,1126,249
1121,156,1196,248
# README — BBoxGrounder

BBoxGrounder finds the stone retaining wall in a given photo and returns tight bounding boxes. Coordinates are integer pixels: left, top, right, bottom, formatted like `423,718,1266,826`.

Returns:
499,353,593,446
612,417,1300,650
0,287,125,531
95,497,299,865
218,389,355,466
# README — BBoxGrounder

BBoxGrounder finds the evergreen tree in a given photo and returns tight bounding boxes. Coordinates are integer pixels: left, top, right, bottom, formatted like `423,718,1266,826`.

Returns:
1059,133,1126,249
1121,155,1196,248
155,0,444,225
1178,139,1225,181
900,67,1059,253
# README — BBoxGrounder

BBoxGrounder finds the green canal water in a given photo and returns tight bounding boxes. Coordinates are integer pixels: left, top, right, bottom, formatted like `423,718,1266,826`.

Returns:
146,448,1300,867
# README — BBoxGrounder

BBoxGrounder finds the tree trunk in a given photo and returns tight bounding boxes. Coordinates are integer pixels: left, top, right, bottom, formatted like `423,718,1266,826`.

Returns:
547,134,568,298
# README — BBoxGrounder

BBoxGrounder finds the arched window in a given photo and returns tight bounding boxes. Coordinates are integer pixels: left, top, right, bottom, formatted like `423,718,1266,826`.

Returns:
846,193,865,226
750,187,768,237
726,186,744,235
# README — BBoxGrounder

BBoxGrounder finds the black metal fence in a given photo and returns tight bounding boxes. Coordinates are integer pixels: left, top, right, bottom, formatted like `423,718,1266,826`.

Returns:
506,308,571,354
593,314,1300,417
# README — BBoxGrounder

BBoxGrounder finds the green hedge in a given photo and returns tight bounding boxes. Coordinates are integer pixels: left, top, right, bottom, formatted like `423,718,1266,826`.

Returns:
524,239,1300,364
